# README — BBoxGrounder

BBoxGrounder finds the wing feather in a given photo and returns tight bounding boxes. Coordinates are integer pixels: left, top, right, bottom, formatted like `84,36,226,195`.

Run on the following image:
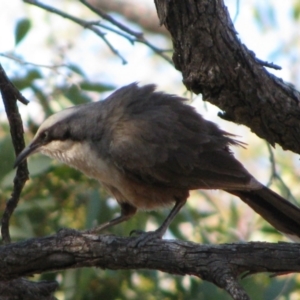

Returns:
101,83,251,189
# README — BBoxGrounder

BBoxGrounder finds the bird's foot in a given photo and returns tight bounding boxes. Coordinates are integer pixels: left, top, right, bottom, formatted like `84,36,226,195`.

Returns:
129,229,164,247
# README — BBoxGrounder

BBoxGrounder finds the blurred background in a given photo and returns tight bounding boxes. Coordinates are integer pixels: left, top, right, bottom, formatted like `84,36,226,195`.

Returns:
1,0,300,299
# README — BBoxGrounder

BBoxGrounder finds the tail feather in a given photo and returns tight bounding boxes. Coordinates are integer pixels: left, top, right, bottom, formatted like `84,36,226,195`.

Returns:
228,187,300,241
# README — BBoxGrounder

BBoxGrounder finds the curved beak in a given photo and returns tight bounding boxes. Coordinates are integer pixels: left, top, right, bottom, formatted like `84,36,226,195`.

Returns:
14,143,40,169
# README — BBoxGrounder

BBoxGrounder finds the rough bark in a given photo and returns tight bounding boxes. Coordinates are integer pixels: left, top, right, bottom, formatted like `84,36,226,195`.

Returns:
0,279,58,300
1,231,300,300
154,0,300,154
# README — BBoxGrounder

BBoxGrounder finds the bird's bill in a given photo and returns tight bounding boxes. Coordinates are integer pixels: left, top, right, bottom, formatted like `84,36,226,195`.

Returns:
14,143,39,168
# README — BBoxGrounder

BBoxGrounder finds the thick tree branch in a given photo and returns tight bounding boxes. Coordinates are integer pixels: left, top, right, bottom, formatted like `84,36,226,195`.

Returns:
154,0,300,153
1,231,300,299
0,278,58,300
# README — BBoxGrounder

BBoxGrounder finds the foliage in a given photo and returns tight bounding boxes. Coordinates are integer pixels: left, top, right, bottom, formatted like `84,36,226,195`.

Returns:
1,1,300,299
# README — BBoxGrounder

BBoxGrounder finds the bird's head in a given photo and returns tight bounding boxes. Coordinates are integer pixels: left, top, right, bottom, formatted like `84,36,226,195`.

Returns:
14,106,81,168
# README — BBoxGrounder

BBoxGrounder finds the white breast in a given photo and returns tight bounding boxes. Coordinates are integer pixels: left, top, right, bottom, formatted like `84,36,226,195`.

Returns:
39,140,119,184
38,139,179,210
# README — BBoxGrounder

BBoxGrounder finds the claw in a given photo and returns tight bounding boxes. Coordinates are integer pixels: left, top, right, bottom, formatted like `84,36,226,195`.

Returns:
129,229,164,247
129,198,186,247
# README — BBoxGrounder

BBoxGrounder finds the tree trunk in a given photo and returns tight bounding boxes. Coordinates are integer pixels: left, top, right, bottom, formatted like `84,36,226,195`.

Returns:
155,0,300,154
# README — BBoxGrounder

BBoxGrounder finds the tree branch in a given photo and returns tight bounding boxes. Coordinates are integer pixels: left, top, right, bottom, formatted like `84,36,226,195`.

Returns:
154,0,300,154
0,278,58,300
1,231,300,299
0,64,30,244
88,0,169,36
80,0,173,63
23,0,173,64
24,0,127,64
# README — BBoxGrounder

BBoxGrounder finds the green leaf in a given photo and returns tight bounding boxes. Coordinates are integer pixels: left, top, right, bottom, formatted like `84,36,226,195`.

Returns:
63,84,92,105
68,64,86,77
293,2,300,20
26,69,42,81
12,68,42,90
31,84,53,116
15,18,31,46
80,81,115,93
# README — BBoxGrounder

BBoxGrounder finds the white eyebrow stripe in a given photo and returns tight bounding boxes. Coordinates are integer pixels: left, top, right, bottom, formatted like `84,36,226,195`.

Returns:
34,106,80,138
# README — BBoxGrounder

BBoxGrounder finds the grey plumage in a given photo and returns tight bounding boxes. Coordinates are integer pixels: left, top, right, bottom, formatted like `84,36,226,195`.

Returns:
14,83,300,243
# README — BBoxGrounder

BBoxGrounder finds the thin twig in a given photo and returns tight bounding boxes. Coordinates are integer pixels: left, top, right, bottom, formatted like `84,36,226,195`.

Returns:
24,0,173,64
0,64,30,244
23,0,127,64
266,142,297,204
0,53,68,70
80,0,173,63
256,58,282,71
88,22,135,43
79,0,143,37
79,0,173,64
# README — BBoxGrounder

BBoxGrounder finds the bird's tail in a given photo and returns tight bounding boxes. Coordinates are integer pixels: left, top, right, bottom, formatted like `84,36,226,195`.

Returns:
228,187,300,242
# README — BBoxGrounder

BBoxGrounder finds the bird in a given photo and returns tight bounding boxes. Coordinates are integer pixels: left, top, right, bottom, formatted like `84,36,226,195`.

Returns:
14,82,300,244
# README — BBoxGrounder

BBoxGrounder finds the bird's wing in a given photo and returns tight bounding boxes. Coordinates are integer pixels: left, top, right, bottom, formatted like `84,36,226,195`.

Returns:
106,97,251,190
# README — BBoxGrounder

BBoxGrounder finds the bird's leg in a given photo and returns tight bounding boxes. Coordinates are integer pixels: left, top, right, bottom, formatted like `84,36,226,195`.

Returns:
84,203,137,234
130,197,187,247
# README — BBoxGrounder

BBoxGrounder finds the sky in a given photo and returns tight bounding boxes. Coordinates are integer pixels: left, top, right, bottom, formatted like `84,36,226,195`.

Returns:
1,1,297,87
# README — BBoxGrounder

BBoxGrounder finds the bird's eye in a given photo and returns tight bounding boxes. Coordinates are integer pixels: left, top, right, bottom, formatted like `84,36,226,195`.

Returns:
40,131,48,141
